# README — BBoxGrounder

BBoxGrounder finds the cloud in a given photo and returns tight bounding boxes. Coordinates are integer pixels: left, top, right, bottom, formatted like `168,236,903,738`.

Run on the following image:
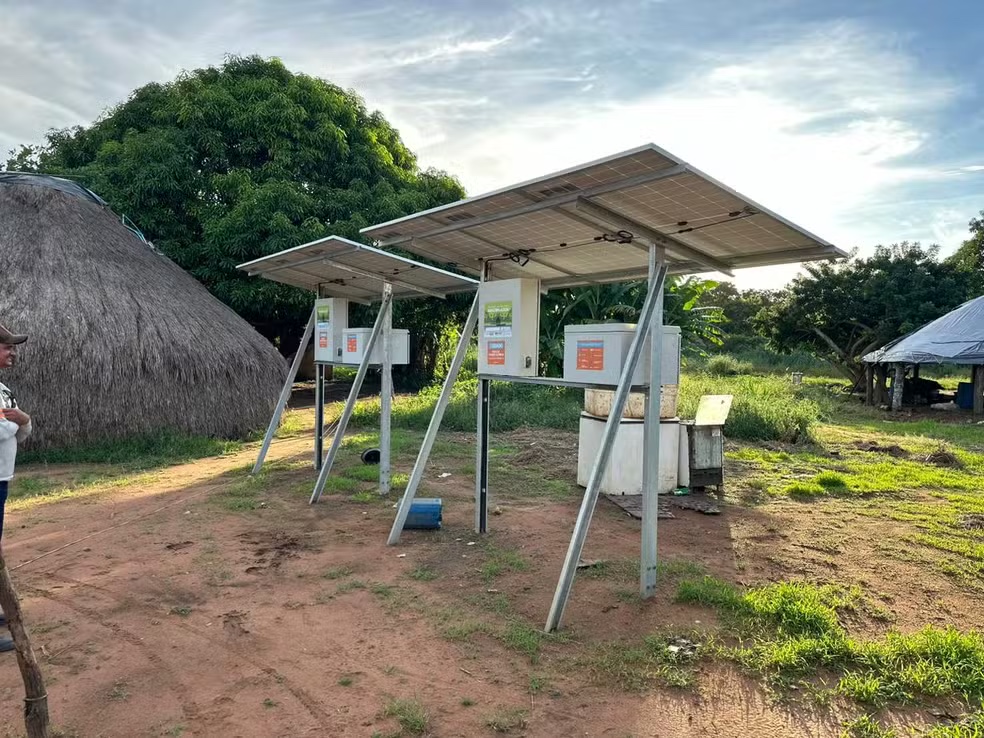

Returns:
391,34,515,67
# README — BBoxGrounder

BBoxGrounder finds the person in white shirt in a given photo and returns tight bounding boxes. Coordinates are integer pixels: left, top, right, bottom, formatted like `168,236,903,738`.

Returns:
0,323,32,654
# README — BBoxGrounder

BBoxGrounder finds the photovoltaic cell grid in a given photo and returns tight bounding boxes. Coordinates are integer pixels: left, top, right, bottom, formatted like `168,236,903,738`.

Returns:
237,236,478,302
361,144,845,288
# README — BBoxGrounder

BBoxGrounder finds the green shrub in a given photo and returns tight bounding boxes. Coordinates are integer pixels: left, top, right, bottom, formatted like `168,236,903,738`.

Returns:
334,369,825,443
679,372,825,442
706,354,754,376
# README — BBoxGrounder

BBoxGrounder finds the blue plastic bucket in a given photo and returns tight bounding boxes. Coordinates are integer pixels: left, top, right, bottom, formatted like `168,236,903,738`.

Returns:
405,498,443,530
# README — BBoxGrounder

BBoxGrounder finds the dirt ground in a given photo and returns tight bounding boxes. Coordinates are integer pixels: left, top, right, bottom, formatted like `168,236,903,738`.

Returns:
1,421,981,737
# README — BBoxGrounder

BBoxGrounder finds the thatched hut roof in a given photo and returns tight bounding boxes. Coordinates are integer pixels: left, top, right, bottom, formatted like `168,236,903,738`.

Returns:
0,173,287,449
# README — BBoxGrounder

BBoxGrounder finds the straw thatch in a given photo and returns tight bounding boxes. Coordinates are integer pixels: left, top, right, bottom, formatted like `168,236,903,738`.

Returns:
0,174,287,449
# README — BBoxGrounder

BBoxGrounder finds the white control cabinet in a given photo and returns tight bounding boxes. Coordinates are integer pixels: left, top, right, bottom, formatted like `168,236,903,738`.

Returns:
342,328,410,366
314,298,348,363
563,323,681,387
478,278,540,376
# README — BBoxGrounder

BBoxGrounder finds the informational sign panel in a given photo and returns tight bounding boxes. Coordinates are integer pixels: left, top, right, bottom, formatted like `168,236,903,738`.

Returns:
484,301,513,338
487,340,506,366
576,340,605,371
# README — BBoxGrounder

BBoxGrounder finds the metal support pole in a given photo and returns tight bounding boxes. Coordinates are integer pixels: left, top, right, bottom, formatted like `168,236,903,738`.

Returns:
640,246,665,599
892,363,904,412
545,264,668,632
252,308,316,475
310,292,393,504
476,378,491,534
314,363,324,470
379,283,394,495
387,291,480,545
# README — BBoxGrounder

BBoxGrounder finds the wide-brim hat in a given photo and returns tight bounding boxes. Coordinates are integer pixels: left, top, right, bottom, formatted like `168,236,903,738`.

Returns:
0,323,27,345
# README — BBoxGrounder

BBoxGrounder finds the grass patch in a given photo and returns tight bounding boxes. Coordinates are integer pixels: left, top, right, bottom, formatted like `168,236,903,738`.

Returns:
841,714,897,738
480,544,530,582
484,707,529,733
679,372,826,442
20,432,243,468
408,566,438,582
706,354,754,377
338,677,353,687
321,475,361,493
323,566,355,580
586,632,699,691
371,582,397,598
109,680,130,701
677,575,984,708
217,475,267,511
337,579,367,594
784,481,828,499
442,619,494,642
498,621,569,664
383,697,429,735
926,712,984,737
7,469,158,510
815,471,849,490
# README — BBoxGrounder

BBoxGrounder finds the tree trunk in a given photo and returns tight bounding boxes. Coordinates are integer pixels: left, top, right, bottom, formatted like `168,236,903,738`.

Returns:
0,551,50,738
975,365,984,418
892,363,905,412
875,365,888,406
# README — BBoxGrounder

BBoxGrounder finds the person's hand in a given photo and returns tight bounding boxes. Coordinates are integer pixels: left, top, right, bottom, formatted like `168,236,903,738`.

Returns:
2,408,30,426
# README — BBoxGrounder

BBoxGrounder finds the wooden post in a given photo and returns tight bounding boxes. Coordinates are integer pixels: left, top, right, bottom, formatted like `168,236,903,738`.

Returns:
864,364,874,406
875,365,888,406
0,551,50,738
974,365,984,418
892,363,905,412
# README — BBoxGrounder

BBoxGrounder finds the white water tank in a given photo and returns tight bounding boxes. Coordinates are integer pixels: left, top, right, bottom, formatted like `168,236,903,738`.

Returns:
577,414,680,495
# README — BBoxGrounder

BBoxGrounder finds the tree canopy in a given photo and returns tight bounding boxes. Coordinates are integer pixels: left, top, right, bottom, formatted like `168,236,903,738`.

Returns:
758,243,974,380
5,55,466,365
946,210,984,294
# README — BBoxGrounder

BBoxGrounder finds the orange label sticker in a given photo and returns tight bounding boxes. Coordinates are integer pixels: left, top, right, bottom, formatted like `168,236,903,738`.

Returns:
487,340,506,366
576,340,604,371
347,335,358,353
319,332,328,349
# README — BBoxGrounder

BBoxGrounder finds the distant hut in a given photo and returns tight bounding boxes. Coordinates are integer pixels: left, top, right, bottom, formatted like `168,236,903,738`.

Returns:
0,173,286,449
861,295,984,415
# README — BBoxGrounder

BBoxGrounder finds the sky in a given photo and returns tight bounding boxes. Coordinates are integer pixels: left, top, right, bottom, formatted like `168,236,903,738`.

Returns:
1,0,983,287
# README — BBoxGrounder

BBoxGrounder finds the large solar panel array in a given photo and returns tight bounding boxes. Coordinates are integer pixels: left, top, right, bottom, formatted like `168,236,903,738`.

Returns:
361,144,844,288
237,236,478,302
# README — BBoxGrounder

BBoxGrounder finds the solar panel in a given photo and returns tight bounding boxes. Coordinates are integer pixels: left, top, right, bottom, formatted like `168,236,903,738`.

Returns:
237,236,478,301
361,144,845,288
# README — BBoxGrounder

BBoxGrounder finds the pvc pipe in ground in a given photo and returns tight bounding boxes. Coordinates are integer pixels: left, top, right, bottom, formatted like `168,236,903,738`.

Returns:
677,423,690,488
